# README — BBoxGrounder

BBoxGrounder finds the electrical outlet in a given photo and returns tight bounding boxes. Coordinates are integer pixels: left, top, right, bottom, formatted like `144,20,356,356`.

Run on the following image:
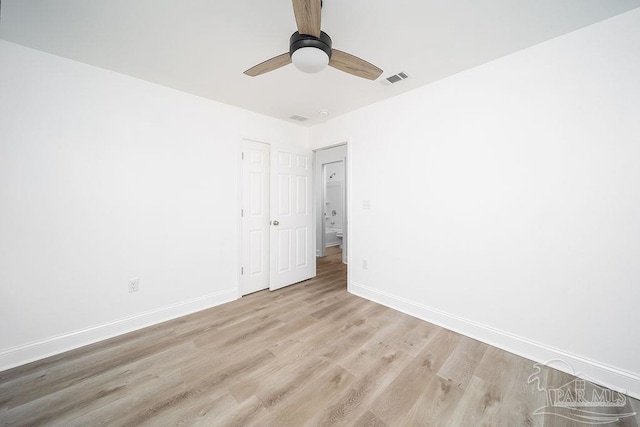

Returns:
362,200,371,210
362,259,368,270
128,278,139,293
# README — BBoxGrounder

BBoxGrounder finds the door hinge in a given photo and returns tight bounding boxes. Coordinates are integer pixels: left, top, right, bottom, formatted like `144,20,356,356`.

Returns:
241,208,244,217
242,152,244,160
241,267,244,275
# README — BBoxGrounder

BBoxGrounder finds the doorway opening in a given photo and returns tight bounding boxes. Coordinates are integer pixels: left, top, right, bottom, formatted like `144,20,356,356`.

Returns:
314,143,348,267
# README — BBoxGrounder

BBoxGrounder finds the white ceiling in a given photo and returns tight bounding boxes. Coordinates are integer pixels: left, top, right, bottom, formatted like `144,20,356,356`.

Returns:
1,0,639,126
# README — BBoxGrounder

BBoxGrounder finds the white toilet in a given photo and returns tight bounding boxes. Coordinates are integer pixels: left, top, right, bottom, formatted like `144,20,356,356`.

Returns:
336,230,343,249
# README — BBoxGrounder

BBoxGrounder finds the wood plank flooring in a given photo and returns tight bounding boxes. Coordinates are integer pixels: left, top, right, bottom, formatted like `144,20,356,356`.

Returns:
1,246,638,426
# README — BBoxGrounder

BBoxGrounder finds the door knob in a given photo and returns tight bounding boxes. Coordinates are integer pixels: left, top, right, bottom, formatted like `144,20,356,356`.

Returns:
272,220,279,226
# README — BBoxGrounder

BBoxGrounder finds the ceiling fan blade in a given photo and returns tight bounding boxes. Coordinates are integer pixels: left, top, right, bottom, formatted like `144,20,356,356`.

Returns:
329,49,383,80
292,0,321,38
244,53,292,77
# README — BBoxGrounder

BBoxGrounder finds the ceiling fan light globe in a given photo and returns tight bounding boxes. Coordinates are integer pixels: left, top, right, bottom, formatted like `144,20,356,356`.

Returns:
291,47,329,73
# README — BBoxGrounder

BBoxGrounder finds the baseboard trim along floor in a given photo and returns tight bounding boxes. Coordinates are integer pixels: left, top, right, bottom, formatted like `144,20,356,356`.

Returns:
0,288,238,372
349,280,640,400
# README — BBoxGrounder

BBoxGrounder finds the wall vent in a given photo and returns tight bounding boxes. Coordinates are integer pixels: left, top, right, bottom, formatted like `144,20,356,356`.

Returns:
289,114,309,122
382,71,410,86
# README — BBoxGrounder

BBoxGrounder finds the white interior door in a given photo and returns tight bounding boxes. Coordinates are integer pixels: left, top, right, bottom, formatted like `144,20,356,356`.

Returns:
270,147,315,290
240,140,270,295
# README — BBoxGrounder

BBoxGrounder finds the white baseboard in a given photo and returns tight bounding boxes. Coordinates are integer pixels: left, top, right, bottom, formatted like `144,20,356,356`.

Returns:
0,288,238,372
349,280,640,400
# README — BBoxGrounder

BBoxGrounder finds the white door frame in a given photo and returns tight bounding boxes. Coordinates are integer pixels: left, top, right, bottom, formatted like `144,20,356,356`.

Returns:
313,142,350,263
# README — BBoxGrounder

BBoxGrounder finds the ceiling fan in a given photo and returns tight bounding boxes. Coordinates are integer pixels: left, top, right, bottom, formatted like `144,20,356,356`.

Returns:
244,0,383,80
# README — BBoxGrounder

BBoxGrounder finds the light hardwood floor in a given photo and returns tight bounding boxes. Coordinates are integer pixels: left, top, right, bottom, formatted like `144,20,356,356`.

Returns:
1,246,638,426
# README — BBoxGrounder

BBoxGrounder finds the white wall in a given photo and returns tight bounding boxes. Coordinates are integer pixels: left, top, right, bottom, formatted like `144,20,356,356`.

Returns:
311,9,640,397
0,40,308,370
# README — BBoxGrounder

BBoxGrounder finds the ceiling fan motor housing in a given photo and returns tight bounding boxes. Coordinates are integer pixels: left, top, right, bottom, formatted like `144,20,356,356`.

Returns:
289,31,332,59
